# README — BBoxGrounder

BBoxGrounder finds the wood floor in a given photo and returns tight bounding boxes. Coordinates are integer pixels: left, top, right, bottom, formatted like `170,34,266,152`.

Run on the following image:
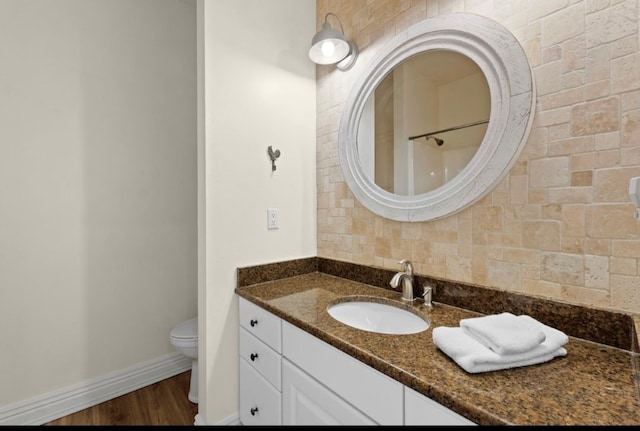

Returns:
44,371,198,426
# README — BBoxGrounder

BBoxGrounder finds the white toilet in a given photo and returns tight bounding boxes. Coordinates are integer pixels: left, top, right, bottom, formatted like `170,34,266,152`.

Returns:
170,317,198,403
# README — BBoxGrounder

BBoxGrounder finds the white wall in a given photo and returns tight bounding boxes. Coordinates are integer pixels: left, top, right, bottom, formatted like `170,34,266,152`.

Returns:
198,0,316,424
0,0,197,408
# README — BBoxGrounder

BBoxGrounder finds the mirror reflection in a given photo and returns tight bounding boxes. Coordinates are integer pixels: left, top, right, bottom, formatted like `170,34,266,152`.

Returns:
357,50,490,196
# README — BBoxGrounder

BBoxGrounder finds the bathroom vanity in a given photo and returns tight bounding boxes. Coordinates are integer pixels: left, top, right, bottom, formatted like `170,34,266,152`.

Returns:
235,257,640,426
239,296,473,425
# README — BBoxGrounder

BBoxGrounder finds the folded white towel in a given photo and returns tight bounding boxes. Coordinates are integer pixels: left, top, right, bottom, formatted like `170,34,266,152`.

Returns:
460,312,546,355
432,321,568,373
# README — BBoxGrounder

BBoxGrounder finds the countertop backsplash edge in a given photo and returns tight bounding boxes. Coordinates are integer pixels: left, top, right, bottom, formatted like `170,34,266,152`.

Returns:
237,256,639,353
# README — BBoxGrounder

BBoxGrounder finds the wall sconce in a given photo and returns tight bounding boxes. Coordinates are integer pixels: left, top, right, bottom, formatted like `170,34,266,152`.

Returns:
308,12,358,71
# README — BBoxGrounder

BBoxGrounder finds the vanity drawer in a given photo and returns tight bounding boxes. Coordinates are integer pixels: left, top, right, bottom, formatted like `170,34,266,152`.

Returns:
239,297,281,352
239,358,282,425
240,327,281,390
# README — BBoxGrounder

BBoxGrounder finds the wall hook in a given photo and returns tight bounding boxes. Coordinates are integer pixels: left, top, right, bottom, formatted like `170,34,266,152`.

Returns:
268,146,281,171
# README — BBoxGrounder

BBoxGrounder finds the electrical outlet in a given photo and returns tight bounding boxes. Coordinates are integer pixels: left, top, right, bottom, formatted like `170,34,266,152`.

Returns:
267,208,279,230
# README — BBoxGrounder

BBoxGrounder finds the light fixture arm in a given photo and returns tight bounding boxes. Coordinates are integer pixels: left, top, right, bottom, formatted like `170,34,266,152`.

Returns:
324,12,345,36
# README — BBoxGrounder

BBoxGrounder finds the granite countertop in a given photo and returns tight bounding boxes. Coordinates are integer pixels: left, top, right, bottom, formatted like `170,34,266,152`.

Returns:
235,270,640,425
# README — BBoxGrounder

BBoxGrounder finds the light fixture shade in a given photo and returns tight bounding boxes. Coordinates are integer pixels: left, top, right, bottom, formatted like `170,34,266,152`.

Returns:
336,41,359,71
308,21,350,65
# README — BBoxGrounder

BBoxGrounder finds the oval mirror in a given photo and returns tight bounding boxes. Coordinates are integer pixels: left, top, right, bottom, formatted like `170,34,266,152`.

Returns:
361,49,490,196
338,13,535,222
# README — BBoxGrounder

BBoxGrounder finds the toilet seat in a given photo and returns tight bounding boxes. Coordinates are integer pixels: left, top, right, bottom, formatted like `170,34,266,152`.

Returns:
170,317,198,341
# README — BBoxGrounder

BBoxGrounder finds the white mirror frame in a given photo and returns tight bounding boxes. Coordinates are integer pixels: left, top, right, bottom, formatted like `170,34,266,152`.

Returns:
338,13,536,222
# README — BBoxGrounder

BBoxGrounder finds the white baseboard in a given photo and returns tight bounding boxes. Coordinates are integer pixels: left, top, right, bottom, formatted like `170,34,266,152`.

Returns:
194,413,206,425
221,413,241,426
0,352,192,425
195,412,241,426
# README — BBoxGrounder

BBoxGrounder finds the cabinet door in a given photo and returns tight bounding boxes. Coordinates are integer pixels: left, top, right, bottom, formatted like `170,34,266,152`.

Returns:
282,321,403,425
282,358,376,425
404,386,476,426
239,359,281,425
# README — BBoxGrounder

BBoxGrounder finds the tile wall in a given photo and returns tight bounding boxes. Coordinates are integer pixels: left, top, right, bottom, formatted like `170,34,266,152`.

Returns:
315,0,640,314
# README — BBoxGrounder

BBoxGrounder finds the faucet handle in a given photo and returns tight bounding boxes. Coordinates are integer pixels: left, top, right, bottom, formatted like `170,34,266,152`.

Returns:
398,259,413,275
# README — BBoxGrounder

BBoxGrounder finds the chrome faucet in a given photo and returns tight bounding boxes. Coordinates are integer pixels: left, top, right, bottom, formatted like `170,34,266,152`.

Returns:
390,259,415,301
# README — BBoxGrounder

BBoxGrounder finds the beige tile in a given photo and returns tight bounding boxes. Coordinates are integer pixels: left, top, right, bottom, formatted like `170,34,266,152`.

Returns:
570,149,620,170
610,274,640,312
584,254,610,289
445,255,472,282
548,136,594,156
562,204,586,236
561,36,585,72
611,51,640,94
523,220,561,251
594,131,620,150
541,3,584,47
586,204,638,238
610,256,637,275
561,285,610,308
562,237,584,254
585,238,612,255
593,167,640,202
612,239,640,258
539,87,584,110
530,157,570,188
571,97,619,136
503,248,539,265
611,34,639,59
621,109,640,147
542,204,562,220
487,260,521,290
540,252,584,285
571,170,593,187
584,80,611,101
510,175,528,204
521,279,562,298
548,187,593,204
585,45,610,83
472,206,503,231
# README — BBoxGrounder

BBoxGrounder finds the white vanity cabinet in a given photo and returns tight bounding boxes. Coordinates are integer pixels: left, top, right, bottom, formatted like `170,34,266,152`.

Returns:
238,297,477,426
405,386,477,425
238,298,282,425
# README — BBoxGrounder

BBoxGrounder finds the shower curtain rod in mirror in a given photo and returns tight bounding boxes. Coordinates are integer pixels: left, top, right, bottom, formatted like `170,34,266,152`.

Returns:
408,119,489,141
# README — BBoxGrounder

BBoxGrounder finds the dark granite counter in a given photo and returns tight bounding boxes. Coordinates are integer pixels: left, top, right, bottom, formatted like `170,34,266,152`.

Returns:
235,257,640,425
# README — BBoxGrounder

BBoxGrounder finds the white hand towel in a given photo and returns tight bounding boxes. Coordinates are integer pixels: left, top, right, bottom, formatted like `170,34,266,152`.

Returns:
432,322,568,374
460,312,546,355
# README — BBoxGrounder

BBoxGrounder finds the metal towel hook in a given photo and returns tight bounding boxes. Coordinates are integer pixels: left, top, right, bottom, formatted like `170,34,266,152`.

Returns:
268,146,281,171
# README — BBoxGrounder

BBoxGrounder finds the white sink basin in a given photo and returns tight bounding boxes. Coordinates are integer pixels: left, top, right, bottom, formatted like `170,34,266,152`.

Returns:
327,299,429,335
